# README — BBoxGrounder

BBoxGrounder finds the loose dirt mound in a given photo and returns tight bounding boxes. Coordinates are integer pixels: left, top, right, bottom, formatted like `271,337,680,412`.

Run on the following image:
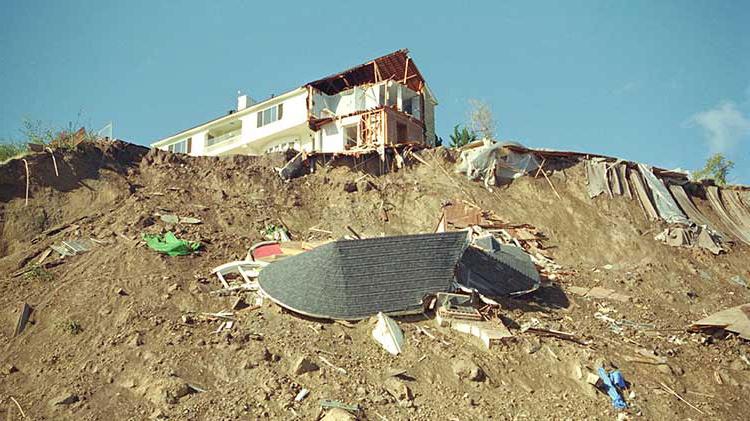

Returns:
1,141,749,420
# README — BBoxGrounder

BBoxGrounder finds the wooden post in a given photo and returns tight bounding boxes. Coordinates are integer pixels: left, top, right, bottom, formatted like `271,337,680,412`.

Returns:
403,57,410,84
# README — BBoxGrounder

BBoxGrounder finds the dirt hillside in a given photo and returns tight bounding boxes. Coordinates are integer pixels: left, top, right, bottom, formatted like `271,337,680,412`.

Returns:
1,141,749,420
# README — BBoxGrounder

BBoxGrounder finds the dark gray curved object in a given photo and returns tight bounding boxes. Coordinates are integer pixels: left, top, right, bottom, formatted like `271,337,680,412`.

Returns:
456,244,540,297
258,232,470,320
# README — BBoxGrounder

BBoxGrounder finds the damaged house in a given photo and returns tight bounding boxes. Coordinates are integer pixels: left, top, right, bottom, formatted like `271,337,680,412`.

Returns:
151,49,438,156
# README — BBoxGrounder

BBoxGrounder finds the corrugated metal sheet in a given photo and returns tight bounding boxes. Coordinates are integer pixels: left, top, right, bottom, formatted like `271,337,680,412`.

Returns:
668,185,715,229
707,186,750,245
628,171,660,220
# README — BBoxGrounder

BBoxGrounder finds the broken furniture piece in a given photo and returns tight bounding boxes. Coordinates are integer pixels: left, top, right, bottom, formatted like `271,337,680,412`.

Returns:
434,292,482,325
433,292,512,350
211,260,268,290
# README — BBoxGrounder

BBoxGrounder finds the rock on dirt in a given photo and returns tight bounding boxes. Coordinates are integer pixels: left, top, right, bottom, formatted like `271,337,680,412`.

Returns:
49,392,80,406
452,359,485,382
383,376,413,402
343,181,357,193
290,355,319,376
2,363,18,375
321,408,358,421
148,378,191,405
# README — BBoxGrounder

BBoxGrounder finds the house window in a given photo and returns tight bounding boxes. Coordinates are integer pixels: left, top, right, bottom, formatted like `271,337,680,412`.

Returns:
344,125,358,148
257,103,284,127
167,137,191,154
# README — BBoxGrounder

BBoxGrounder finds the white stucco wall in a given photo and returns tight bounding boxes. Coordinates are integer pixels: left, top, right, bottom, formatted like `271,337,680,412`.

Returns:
320,123,344,152
239,90,308,143
190,131,207,155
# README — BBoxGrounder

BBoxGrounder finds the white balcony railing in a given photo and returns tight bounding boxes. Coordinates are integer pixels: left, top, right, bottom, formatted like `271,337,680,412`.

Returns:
206,129,241,148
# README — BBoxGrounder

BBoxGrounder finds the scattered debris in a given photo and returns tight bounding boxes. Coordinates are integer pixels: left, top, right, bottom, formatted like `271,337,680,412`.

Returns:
597,368,627,409
50,238,95,258
729,275,748,289
295,388,310,402
2,364,19,375
454,140,540,188
320,399,360,413
319,355,347,375
568,286,631,302
49,392,80,406
290,356,319,376
231,297,248,310
659,381,705,415
689,303,750,340
372,312,405,355
521,321,589,346
9,396,25,418
142,232,201,256
14,302,33,336
261,223,290,242
248,241,283,261
158,214,202,225
159,214,179,224
434,293,482,324
654,225,724,254
210,260,266,290
449,319,513,350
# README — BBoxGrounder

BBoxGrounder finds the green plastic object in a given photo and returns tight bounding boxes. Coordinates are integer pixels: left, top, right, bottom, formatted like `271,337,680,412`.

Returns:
143,231,201,256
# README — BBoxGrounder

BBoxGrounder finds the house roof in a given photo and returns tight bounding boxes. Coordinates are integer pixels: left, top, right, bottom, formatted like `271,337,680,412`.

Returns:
257,232,470,320
306,49,428,95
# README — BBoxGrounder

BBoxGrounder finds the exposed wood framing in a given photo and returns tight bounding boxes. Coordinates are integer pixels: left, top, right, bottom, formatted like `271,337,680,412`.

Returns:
373,61,382,83
402,57,410,84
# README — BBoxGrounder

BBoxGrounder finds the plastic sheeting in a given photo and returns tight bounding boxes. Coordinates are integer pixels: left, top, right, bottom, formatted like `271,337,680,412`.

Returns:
455,140,539,187
585,159,610,198
637,164,689,224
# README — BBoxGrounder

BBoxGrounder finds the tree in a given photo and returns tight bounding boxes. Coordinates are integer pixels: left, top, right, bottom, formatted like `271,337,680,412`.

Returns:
467,99,496,140
449,124,477,148
692,153,734,185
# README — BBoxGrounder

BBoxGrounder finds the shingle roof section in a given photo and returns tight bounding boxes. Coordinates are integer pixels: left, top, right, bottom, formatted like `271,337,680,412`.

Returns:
258,232,470,320
456,244,540,297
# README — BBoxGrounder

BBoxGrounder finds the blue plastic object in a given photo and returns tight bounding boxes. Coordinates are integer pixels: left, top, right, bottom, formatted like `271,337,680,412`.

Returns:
598,367,628,409
610,370,627,389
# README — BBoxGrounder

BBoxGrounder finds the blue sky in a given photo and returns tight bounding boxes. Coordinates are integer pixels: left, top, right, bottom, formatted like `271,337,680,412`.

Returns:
1,1,749,182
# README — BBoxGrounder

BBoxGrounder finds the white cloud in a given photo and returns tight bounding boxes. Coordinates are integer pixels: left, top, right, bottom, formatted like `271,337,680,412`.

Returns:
688,101,750,153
